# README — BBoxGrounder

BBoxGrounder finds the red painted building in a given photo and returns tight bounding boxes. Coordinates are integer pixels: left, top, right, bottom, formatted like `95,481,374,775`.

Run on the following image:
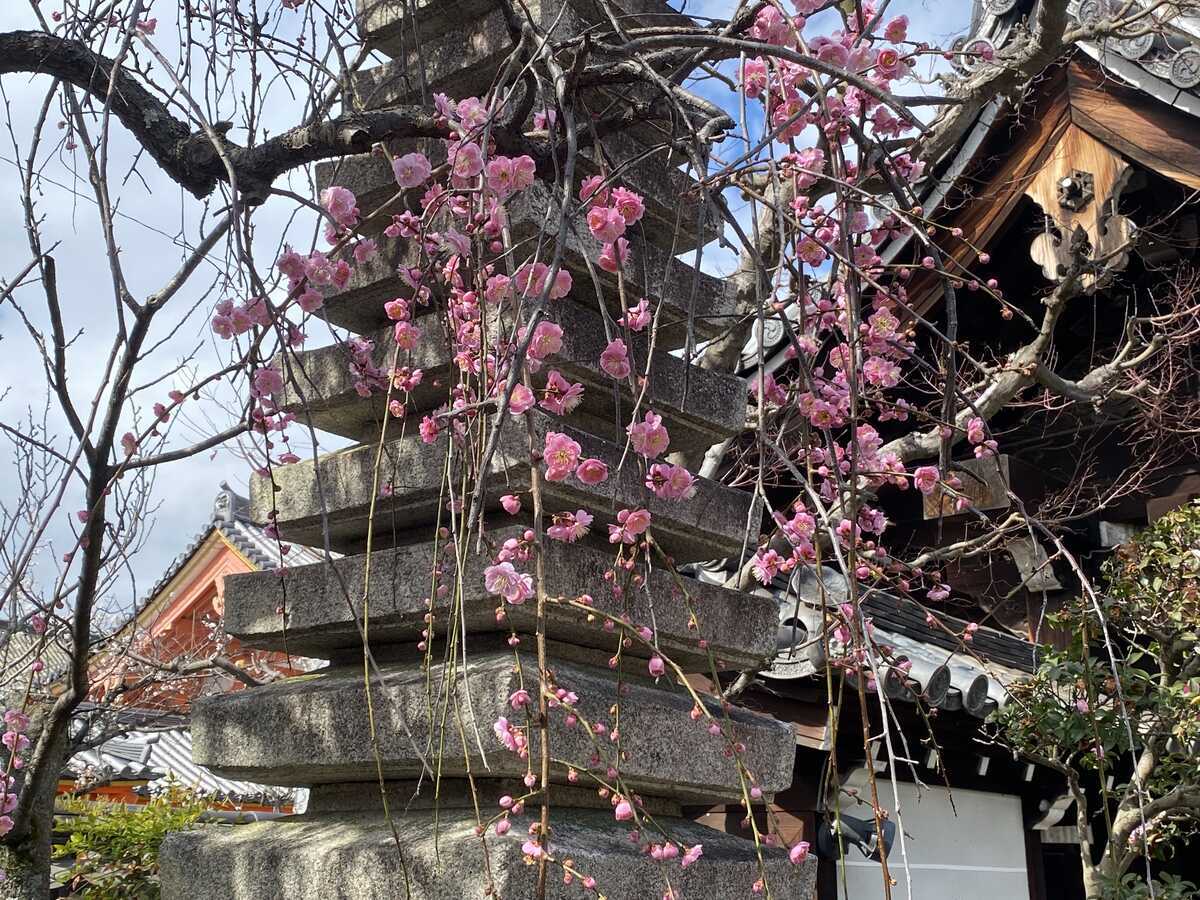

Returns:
64,484,325,810
89,484,323,712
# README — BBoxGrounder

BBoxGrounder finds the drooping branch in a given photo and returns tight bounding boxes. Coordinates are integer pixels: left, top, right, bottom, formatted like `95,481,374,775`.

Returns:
124,650,268,689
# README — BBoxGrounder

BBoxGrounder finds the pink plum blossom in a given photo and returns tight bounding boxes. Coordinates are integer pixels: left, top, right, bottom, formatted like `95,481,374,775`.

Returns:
419,415,440,444
600,339,631,379
4,710,29,732
252,366,284,399
449,142,484,182
455,97,489,129
515,263,572,300
543,431,582,481
297,287,324,313
608,508,651,544
627,410,670,458
540,370,584,416
509,383,536,416
494,716,522,753
485,156,521,198
598,238,630,273
883,15,908,43
319,186,358,228
528,321,563,360
1,733,29,753
619,298,650,331
752,549,785,585
575,458,609,485
587,205,627,244
646,463,696,500
393,321,421,350
579,175,610,209
484,563,534,605
742,57,769,97
392,152,432,189
610,187,645,225
548,509,593,543
966,416,986,444
913,465,940,495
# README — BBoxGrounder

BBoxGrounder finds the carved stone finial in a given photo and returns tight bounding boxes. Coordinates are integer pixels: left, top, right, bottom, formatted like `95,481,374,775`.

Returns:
1024,124,1134,290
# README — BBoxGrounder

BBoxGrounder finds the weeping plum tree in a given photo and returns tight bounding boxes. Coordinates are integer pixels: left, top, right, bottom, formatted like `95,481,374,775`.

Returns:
1,1,1199,898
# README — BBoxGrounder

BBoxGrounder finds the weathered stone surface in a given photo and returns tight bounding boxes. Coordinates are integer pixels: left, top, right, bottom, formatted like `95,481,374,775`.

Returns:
279,301,745,451
224,525,775,669
311,237,419,334
317,178,736,347
304,778,684,816
250,410,758,563
315,132,719,254
356,0,686,61
352,1,697,152
161,807,816,900
190,650,795,798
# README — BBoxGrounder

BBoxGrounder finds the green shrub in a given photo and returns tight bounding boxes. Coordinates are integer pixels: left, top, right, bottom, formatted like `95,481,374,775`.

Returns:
53,780,206,899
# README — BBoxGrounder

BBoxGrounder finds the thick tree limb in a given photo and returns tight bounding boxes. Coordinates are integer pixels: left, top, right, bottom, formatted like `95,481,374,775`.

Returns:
0,31,459,200
914,0,1071,167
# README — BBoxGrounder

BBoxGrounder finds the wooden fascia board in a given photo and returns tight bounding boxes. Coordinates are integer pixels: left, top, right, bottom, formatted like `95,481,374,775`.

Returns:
213,529,259,571
1065,60,1200,191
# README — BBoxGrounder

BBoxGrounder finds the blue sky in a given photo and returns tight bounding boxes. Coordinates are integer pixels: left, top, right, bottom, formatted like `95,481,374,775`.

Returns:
0,0,975,619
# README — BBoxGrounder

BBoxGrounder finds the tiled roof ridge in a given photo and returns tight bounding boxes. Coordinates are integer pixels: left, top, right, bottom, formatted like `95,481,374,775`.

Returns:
966,0,1200,116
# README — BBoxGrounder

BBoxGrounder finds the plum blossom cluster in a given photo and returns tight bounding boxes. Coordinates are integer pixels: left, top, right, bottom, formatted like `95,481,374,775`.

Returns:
730,2,1009,686
0,707,31,850
224,50,912,884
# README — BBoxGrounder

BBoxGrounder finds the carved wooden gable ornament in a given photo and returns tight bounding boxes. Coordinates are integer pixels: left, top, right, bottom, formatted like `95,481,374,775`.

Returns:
1023,123,1134,290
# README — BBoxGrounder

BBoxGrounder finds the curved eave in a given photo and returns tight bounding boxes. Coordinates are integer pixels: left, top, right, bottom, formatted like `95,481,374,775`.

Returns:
1077,40,1200,118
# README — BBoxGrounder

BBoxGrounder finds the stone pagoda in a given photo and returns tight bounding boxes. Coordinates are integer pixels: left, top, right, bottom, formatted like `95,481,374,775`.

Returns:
162,1,814,896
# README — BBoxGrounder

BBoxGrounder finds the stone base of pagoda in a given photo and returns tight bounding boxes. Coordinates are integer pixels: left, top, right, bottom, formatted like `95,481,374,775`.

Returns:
161,806,815,899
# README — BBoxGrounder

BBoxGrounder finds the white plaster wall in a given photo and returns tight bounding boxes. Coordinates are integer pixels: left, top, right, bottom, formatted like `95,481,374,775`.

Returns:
835,770,1030,900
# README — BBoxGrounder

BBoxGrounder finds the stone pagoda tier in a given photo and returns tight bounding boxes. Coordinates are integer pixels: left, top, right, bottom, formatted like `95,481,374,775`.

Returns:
161,1,814,897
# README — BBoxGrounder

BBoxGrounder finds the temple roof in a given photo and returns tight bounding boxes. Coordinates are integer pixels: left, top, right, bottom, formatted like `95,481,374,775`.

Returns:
968,0,1200,114
67,719,295,805
135,482,326,622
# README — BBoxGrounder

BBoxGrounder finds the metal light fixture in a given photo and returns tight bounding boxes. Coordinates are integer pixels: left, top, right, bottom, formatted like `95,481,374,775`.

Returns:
817,814,896,863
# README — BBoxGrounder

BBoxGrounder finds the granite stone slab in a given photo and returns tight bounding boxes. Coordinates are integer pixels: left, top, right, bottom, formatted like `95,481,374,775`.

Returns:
250,410,758,563
316,178,736,348
356,0,687,61
189,650,795,798
279,301,745,451
314,133,719,255
223,524,774,668
161,807,816,900
352,1,695,150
